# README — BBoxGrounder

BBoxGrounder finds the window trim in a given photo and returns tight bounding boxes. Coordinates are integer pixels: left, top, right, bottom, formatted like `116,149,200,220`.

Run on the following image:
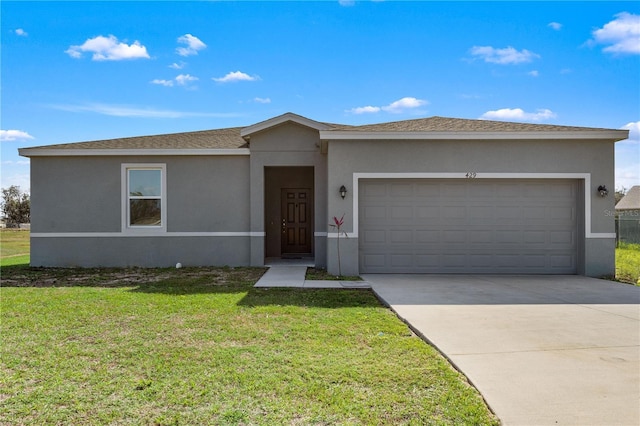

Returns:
121,163,167,234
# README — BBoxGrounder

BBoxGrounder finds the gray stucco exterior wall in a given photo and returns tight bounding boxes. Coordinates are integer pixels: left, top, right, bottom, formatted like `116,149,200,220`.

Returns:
326,138,616,277
30,155,251,267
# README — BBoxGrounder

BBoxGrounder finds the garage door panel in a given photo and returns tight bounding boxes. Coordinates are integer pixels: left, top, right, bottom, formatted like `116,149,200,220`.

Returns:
548,206,575,221
416,254,440,267
391,254,413,267
443,183,468,197
443,230,467,243
362,229,386,243
362,254,386,269
362,182,387,197
391,205,413,219
416,230,440,243
359,179,578,274
468,206,494,221
549,230,574,244
551,255,574,268
390,230,413,243
390,183,413,197
362,205,386,220
415,183,441,197
442,206,467,220
496,183,521,197
523,231,546,244
416,206,439,219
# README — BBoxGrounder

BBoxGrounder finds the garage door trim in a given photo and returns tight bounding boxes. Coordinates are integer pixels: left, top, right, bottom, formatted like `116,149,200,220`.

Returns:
358,177,581,274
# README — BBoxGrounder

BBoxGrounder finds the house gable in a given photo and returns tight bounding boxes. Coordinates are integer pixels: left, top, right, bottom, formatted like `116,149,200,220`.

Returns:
240,112,333,141
248,121,324,153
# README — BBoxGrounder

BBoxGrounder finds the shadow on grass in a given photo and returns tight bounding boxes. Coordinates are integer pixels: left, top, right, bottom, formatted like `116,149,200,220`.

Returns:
0,265,380,308
236,287,380,308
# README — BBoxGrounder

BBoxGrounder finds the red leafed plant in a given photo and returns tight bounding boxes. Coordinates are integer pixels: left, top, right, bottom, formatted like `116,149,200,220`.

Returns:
329,214,348,277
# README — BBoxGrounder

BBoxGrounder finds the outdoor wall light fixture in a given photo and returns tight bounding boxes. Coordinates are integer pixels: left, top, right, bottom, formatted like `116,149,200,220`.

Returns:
339,185,347,199
597,185,609,197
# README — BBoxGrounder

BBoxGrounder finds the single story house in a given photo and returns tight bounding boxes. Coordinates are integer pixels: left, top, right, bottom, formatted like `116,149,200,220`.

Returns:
19,113,628,277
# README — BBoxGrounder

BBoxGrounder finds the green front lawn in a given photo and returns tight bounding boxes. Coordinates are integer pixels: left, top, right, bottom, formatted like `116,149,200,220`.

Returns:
1,267,497,425
0,229,29,267
616,242,640,285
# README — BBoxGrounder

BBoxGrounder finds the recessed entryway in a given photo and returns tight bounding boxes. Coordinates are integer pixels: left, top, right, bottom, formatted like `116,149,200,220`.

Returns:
264,166,314,260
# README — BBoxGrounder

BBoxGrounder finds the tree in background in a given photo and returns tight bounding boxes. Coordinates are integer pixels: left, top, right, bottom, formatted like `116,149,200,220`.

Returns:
1,186,30,227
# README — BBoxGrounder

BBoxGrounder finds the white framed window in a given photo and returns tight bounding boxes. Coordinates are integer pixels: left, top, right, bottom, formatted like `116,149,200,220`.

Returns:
121,164,167,233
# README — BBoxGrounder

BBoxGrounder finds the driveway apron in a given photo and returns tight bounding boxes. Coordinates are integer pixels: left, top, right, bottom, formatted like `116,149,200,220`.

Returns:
364,274,640,426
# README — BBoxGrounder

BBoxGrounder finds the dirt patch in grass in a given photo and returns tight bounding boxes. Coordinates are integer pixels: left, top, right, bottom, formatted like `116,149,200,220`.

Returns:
305,267,362,281
0,265,266,289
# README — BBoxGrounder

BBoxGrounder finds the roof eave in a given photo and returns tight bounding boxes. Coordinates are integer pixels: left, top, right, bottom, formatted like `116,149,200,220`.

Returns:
319,130,630,141
19,148,251,157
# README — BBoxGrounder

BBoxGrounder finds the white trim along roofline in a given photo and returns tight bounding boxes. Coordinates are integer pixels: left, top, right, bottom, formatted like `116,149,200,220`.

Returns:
326,172,615,240
319,130,629,141
18,148,251,157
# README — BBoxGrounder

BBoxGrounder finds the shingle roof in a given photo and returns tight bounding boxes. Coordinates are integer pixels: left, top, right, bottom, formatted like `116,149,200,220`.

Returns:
616,186,640,210
26,127,247,150
20,115,625,153
328,116,615,133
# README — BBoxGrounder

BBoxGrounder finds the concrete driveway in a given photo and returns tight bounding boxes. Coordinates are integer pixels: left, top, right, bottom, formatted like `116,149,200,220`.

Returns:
363,274,640,426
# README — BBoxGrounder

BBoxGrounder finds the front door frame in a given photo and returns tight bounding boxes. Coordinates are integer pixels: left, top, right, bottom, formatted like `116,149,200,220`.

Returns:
264,166,315,260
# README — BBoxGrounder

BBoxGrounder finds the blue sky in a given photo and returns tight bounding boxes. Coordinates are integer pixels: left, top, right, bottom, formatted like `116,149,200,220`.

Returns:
2,1,639,192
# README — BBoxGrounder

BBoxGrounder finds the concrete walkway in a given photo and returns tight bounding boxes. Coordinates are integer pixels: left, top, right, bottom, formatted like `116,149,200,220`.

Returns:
254,265,370,289
364,274,640,426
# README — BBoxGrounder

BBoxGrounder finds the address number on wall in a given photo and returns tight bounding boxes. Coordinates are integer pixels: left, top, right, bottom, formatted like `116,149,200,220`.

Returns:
465,172,477,178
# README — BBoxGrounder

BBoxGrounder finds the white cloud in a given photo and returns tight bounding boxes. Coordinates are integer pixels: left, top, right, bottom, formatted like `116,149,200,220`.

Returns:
469,45,540,64
0,130,34,142
528,70,539,77
150,74,198,88
176,34,207,56
212,71,260,83
15,28,28,36
338,0,355,6
382,97,428,113
621,121,640,144
48,103,242,119
349,106,381,114
169,62,186,69
347,97,428,114
480,108,557,122
253,97,271,104
175,74,198,86
65,35,150,61
548,22,562,31
590,12,640,55
151,79,174,87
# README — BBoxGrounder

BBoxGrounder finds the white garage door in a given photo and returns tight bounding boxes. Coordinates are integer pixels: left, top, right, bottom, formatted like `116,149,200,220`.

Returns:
359,179,578,274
